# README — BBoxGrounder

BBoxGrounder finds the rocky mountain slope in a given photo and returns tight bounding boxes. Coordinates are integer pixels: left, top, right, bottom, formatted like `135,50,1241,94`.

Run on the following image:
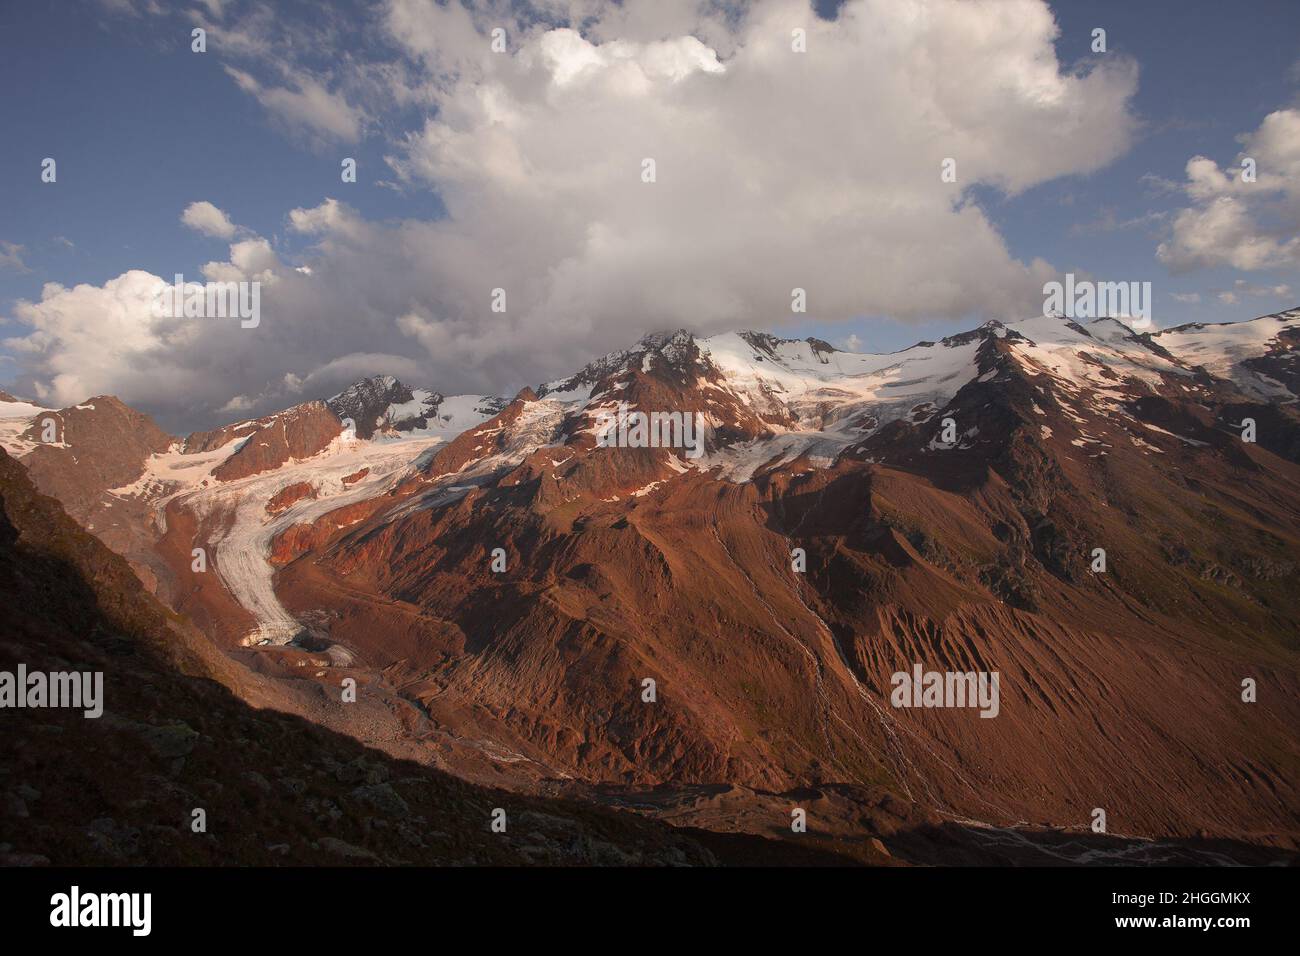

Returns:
3,308,1298,858
14,444,1237,867
0,447,866,866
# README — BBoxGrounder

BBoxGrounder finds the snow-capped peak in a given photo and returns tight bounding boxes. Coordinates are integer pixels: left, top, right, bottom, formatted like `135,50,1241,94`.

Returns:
1153,307,1300,400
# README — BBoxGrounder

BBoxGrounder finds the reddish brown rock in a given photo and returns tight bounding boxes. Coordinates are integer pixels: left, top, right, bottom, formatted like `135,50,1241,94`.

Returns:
18,396,174,517
209,401,343,482
267,321,1300,848
183,420,264,454
269,498,389,566
153,497,259,647
0,447,758,868
267,480,318,514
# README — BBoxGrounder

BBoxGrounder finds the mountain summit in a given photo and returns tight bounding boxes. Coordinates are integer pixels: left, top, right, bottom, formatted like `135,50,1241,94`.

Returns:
2,308,1298,857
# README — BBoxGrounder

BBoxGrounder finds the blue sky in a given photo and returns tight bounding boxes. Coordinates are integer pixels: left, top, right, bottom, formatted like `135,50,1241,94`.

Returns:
1,0,1297,430
0,1,443,299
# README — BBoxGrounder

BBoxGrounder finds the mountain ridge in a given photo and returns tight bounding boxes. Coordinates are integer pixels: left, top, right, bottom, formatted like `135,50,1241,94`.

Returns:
3,307,1299,855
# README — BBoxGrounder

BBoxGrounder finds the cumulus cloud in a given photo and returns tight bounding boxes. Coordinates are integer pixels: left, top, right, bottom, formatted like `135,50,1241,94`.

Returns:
6,0,1140,430
201,237,279,283
3,271,179,408
181,201,239,239
375,0,1135,353
1157,107,1300,272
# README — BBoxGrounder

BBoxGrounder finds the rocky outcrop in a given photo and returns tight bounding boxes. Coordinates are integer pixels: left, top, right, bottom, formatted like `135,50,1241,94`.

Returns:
266,481,318,514
327,375,417,439
209,401,343,482
17,396,174,519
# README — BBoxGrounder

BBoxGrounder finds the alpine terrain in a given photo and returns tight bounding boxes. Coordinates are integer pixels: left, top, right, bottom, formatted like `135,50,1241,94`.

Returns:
4,308,1299,865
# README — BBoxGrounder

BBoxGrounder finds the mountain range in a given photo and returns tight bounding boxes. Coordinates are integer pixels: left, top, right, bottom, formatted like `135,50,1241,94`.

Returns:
3,307,1299,864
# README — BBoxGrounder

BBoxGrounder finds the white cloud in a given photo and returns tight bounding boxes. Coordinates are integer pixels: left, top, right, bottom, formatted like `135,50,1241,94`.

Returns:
218,393,255,414
1157,108,1300,272
3,271,176,408
374,0,1133,338
201,237,279,283
181,201,238,239
225,66,363,144
94,0,164,17
287,197,362,239
6,0,1141,430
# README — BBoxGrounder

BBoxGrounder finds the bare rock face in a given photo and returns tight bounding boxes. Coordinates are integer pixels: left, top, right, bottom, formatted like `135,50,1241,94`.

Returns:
418,387,550,480
17,396,174,518
182,419,264,454
13,397,176,593
327,375,417,439
269,498,387,566
1242,324,1300,398
326,374,502,438
208,401,344,482
267,481,317,514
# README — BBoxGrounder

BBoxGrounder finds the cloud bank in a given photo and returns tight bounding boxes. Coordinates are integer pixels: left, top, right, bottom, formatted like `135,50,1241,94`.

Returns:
1157,107,1300,272
6,0,1140,430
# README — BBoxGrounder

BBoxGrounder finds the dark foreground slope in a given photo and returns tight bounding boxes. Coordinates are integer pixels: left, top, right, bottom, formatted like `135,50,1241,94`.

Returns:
0,448,842,866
